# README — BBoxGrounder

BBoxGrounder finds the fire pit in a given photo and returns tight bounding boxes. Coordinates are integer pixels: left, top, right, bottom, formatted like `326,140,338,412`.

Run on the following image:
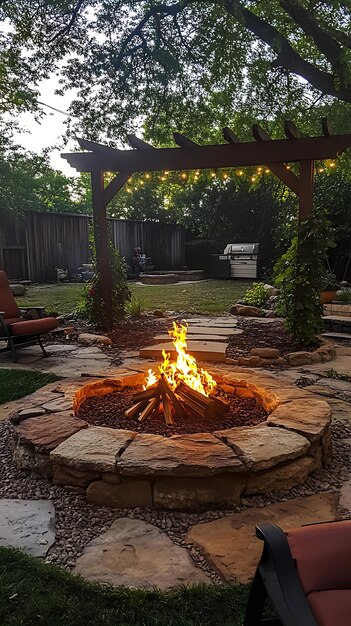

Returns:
77,322,268,436
10,322,333,511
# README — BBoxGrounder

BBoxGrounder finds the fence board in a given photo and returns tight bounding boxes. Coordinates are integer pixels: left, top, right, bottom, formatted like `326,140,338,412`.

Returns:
1,212,185,282
25,212,90,282
109,219,185,269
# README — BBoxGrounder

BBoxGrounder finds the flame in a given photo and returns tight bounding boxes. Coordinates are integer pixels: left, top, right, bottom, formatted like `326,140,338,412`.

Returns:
145,321,217,396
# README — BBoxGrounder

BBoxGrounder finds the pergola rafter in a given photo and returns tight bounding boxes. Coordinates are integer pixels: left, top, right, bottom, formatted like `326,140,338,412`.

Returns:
62,117,351,330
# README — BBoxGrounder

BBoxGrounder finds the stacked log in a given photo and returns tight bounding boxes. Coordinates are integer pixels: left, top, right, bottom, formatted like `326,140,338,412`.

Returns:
125,374,228,425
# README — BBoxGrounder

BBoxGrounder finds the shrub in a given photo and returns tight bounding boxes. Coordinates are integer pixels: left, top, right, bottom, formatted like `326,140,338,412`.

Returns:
274,211,335,346
338,289,351,304
125,297,144,317
80,237,130,328
243,282,268,308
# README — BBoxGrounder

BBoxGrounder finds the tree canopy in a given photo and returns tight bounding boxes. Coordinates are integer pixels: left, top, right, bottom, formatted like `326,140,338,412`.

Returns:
1,1,351,141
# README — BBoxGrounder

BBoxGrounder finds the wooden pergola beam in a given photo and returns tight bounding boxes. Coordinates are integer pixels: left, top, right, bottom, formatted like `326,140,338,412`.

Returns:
252,124,300,195
173,132,199,148
62,134,351,173
127,134,154,150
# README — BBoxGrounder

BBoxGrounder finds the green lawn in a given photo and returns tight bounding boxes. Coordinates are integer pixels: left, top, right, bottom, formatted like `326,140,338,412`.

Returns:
0,369,60,405
18,280,251,317
0,546,248,626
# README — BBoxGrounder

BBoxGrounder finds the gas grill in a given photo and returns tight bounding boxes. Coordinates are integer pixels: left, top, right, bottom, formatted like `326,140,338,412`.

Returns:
219,243,259,279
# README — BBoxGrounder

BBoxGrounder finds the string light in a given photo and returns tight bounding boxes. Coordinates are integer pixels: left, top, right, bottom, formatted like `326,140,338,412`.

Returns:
329,161,336,168
251,176,256,182
286,165,291,170
164,170,170,175
257,167,262,173
211,171,216,178
237,170,243,176
145,173,150,179
318,167,324,173
181,172,187,179
265,169,270,174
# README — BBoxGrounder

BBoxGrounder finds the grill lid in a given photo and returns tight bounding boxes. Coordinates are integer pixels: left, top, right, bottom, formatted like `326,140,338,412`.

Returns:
223,243,259,255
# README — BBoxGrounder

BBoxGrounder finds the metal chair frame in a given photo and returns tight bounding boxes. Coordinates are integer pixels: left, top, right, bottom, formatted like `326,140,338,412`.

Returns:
244,523,318,626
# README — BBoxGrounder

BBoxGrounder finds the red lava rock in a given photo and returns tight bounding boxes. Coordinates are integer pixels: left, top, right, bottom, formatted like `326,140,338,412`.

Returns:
77,386,268,438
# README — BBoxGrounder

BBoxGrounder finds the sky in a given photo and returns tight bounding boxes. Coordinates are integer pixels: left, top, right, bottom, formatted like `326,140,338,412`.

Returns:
13,74,78,177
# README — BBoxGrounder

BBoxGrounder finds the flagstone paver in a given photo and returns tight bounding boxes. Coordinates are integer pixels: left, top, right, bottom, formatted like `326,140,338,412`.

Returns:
74,517,211,589
186,493,339,584
214,424,310,470
0,499,55,557
51,426,136,473
140,340,228,362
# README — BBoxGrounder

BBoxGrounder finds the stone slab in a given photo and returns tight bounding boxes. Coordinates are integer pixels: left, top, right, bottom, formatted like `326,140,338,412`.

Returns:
51,426,136,472
140,341,228,363
15,412,89,451
185,317,238,327
117,433,243,476
152,333,229,343
153,474,246,510
267,399,331,441
186,493,338,584
87,479,153,508
184,326,242,336
302,354,351,378
215,424,310,471
74,517,210,589
0,499,55,557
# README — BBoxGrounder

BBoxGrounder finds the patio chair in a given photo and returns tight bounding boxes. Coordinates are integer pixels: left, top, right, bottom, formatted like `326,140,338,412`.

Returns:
0,270,59,362
244,519,351,626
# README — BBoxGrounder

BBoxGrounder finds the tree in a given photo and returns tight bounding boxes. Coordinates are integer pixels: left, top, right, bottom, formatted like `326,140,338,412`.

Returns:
1,2,351,139
0,138,86,217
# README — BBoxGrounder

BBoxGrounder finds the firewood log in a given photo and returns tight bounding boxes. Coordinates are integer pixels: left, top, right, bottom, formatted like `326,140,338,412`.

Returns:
162,393,174,425
133,384,160,403
125,400,148,418
159,374,187,419
138,396,160,422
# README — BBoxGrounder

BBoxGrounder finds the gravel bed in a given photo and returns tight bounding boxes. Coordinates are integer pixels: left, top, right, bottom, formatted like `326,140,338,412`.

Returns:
77,386,268,436
1,418,351,582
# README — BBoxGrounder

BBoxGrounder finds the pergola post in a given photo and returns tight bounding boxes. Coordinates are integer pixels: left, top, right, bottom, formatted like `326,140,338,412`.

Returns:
298,160,314,222
91,171,113,330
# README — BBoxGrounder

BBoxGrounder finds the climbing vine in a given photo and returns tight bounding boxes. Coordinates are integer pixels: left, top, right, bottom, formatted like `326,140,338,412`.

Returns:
274,211,335,346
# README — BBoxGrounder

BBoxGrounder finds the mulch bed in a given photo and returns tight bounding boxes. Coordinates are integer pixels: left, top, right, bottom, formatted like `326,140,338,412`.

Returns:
46,315,170,365
77,385,268,437
107,316,169,351
227,319,319,361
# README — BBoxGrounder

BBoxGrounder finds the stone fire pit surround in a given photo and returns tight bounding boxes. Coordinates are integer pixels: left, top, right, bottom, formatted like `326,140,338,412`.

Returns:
11,368,332,511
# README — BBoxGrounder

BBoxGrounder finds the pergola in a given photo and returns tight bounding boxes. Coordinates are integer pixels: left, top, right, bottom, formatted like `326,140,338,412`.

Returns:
62,118,351,330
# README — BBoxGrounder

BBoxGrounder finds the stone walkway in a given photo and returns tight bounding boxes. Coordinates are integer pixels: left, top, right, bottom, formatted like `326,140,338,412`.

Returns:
0,316,351,590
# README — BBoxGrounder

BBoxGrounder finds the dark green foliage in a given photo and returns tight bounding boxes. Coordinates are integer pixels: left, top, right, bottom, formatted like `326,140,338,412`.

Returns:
80,238,131,328
0,369,60,405
0,138,88,218
275,211,335,346
0,546,248,626
243,282,268,308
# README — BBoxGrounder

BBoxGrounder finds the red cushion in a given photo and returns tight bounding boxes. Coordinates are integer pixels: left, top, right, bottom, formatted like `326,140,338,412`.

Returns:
307,590,351,626
287,521,351,595
0,271,20,318
8,317,58,336
0,317,22,336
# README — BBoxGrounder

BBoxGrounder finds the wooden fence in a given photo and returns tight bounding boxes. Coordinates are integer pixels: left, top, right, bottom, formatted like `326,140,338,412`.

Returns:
0,212,186,282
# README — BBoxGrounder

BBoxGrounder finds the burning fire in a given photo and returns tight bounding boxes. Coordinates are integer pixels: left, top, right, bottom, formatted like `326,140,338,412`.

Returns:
144,321,217,396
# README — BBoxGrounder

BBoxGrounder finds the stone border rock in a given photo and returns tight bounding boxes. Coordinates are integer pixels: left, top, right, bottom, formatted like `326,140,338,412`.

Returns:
10,368,332,511
225,338,337,368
